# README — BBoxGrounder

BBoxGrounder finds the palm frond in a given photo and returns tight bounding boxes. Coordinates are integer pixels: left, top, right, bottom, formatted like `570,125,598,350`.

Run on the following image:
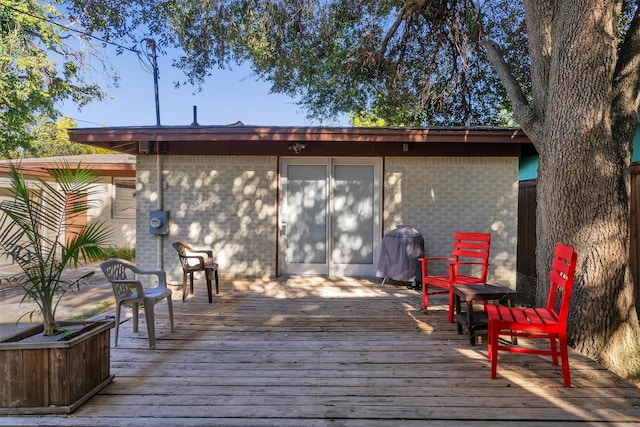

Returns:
0,161,112,336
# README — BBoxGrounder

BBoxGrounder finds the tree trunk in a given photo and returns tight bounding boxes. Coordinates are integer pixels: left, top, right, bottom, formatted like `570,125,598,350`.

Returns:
42,306,56,336
531,0,640,380
536,132,640,380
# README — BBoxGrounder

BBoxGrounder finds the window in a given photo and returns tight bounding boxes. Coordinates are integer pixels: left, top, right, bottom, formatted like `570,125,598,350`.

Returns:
113,178,136,219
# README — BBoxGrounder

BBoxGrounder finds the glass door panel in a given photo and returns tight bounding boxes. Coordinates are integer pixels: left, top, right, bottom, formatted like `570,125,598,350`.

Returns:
332,165,374,265
282,162,329,274
280,158,380,277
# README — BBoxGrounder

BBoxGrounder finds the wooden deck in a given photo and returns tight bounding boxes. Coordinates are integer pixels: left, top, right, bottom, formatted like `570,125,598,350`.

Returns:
3,276,640,426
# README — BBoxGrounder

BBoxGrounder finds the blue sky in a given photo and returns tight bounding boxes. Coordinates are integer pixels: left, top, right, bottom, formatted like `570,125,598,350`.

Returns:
62,48,350,128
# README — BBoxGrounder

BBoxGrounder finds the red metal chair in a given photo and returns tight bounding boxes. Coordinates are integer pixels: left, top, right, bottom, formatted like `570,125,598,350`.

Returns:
419,232,491,322
487,242,578,387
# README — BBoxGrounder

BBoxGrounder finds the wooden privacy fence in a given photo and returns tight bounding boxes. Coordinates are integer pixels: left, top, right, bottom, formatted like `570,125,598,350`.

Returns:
518,165,640,310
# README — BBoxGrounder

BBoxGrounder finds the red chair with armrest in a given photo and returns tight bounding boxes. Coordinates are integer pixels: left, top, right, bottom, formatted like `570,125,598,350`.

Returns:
419,232,491,322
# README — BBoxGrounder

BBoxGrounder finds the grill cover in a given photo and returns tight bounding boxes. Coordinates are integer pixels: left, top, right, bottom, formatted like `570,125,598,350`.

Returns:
376,225,425,283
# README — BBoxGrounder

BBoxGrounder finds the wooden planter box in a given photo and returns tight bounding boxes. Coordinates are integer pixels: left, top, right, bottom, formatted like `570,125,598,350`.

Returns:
0,320,114,415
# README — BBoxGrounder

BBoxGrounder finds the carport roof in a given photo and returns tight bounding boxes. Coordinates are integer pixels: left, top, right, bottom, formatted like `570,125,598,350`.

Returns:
67,124,534,157
0,154,136,178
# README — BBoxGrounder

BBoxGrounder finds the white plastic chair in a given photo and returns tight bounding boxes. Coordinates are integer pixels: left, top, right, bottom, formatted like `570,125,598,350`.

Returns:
100,259,175,349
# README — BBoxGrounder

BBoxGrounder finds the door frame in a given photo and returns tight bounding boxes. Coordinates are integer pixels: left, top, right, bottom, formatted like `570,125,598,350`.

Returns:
278,157,382,277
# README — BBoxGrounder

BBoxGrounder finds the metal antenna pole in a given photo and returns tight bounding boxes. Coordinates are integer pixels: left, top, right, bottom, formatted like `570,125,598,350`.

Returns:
147,38,161,126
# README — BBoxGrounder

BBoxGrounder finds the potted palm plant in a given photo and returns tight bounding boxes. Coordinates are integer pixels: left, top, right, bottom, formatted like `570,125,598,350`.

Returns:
0,162,115,414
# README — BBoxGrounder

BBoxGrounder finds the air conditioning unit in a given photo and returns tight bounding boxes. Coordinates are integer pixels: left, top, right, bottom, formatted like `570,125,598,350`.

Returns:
139,141,153,154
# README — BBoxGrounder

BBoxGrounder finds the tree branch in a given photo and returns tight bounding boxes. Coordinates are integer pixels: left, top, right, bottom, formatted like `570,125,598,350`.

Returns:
523,0,554,121
377,0,427,63
481,39,539,139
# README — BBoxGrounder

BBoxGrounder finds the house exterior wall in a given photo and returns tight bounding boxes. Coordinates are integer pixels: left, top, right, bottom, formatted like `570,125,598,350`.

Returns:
90,178,136,248
135,154,518,287
383,157,519,285
135,155,278,283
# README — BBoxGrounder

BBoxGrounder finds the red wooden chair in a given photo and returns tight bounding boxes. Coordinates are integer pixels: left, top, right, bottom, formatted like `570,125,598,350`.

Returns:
487,242,578,387
419,232,491,322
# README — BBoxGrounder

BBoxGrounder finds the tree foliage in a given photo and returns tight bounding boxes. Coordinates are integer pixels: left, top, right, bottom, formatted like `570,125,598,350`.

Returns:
5,116,113,159
67,0,528,126
0,0,104,157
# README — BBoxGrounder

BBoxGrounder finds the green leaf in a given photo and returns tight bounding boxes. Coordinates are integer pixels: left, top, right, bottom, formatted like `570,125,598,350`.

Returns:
0,162,112,335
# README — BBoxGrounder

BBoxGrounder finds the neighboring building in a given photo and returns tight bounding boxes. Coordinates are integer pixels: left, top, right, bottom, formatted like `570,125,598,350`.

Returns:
0,154,136,272
69,125,534,286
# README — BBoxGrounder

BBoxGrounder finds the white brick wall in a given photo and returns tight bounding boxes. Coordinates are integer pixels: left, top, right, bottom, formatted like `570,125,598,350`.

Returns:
136,155,278,282
135,155,518,286
383,157,518,285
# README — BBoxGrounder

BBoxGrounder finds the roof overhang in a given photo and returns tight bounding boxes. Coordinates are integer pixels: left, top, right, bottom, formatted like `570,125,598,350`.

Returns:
68,125,535,157
0,155,136,178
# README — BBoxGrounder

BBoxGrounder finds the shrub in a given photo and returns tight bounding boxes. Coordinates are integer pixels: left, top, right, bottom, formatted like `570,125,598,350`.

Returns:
101,247,135,261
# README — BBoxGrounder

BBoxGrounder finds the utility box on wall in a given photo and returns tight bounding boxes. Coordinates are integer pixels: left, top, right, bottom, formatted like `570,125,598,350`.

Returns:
149,210,169,235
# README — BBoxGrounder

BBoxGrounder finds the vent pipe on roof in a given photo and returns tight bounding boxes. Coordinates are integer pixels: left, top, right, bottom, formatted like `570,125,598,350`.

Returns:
191,105,199,126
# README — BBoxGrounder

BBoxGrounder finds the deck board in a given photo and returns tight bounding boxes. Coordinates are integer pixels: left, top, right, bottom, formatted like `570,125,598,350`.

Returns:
2,276,640,426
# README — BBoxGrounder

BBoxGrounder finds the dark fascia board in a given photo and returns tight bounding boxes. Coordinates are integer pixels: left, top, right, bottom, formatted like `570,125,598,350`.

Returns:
68,125,533,157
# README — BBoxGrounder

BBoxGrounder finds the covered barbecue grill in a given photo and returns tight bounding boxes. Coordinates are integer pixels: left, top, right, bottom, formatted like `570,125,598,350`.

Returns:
376,224,424,287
